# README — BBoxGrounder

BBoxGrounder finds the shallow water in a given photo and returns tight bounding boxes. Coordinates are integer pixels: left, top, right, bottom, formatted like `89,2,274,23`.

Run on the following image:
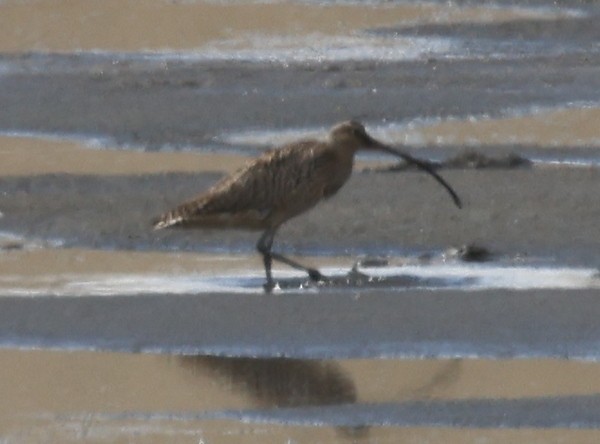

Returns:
1,253,599,296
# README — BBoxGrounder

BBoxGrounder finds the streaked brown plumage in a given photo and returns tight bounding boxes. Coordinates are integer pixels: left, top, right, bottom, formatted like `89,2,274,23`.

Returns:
153,121,461,290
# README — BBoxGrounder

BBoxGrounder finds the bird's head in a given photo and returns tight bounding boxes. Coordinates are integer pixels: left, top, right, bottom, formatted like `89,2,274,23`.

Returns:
328,120,380,151
329,120,463,209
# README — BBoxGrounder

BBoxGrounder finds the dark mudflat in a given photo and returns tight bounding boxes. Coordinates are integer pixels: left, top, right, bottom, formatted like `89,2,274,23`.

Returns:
1,167,599,266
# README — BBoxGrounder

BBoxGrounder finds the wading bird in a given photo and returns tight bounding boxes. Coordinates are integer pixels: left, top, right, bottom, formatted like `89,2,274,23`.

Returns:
153,121,461,290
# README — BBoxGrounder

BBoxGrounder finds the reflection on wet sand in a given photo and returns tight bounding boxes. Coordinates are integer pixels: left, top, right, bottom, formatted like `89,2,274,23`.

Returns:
178,355,368,438
5,350,600,441
409,359,462,399
179,356,356,407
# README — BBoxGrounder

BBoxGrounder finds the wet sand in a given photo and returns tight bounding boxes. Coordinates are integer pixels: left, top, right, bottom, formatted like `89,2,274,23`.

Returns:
0,1,574,53
2,0,600,442
7,351,600,413
4,350,600,442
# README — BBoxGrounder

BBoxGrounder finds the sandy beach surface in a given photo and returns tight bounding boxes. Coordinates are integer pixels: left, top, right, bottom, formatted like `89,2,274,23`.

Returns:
1,0,600,442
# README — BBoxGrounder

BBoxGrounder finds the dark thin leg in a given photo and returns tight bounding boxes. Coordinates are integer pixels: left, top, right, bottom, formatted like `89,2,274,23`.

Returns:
257,229,276,291
256,228,324,291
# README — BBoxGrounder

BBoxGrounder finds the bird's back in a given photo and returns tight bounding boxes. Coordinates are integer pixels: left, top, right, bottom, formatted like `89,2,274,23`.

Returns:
153,139,354,231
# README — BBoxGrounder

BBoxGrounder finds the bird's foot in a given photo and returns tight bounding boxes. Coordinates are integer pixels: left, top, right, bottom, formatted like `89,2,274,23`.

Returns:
307,268,325,282
263,280,276,293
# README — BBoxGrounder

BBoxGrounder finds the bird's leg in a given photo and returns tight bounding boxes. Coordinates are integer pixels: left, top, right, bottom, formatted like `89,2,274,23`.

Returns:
257,228,324,291
257,229,276,292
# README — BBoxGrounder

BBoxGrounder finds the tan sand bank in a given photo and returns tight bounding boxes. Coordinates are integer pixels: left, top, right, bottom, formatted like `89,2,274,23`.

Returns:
0,135,247,176
0,1,570,53
402,107,600,148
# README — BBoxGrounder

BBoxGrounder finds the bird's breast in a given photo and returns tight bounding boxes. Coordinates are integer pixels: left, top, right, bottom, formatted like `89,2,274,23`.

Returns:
321,151,354,198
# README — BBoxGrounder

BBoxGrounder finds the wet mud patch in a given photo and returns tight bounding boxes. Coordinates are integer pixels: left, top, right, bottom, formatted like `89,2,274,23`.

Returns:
1,167,599,266
1,53,600,150
259,260,598,294
5,288,600,360
256,271,464,293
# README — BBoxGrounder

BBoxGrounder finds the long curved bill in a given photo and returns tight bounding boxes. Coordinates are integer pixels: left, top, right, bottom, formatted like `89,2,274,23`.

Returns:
370,139,462,209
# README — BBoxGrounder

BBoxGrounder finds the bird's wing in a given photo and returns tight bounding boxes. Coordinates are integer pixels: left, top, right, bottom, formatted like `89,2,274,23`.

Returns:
154,140,334,229
202,140,332,212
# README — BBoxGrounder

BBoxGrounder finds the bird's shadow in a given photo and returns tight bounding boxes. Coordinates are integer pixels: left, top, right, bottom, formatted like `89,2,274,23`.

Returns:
177,355,369,439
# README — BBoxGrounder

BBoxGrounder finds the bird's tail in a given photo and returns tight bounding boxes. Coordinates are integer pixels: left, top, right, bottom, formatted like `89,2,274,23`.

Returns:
153,193,215,230
152,201,200,230
152,209,183,230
